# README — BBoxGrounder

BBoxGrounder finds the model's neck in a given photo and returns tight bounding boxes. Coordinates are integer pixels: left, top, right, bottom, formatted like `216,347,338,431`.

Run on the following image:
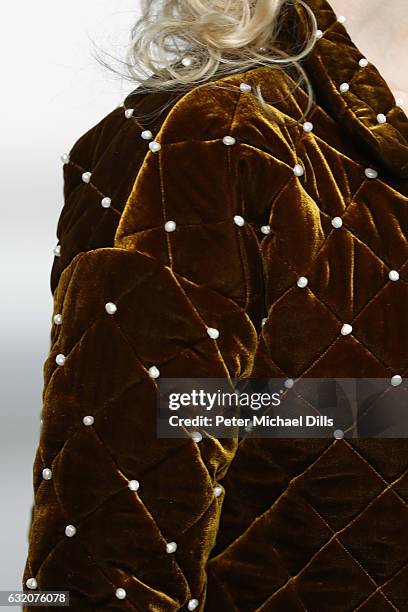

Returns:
329,0,408,102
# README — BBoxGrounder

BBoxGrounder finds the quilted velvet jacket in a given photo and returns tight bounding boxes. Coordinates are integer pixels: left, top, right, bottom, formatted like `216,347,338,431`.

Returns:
22,0,408,610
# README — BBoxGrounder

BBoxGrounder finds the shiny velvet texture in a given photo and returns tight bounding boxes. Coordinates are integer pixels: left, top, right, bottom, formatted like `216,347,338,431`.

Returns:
22,0,408,609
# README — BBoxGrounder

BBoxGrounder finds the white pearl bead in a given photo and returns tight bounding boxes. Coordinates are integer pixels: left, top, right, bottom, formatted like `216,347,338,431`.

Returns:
233,215,245,227
105,302,117,315
53,244,61,257
82,171,92,183
148,365,160,378
261,317,267,326
293,163,304,177
65,524,76,537
42,468,52,480
60,153,70,164
53,313,62,325
207,327,219,339
115,588,127,600
128,479,140,491
182,56,194,67
331,216,343,228
164,220,176,232
303,121,314,133
315,29,323,39
377,113,387,124
214,484,223,497
261,225,271,235
26,578,37,590
141,130,153,140
166,541,177,553
149,141,161,153
240,83,252,93
337,15,346,23
101,197,112,208
125,108,134,119
191,431,202,443
341,323,353,336
339,82,350,93
223,135,236,146
284,378,294,389
388,270,399,281
364,167,378,179
55,353,66,366
391,375,402,387
334,429,344,439
188,599,199,611
83,415,94,426
297,276,308,288
395,97,405,107
359,58,368,68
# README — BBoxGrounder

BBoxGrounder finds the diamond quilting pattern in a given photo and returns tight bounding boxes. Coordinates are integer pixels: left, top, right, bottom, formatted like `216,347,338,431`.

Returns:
339,491,408,582
354,281,408,372
26,244,255,610
263,288,340,376
296,441,386,530
342,181,408,268
23,0,408,607
308,230,390,321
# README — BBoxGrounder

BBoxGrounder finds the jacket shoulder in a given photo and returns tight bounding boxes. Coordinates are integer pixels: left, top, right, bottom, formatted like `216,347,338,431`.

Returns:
51,70,299,295
156,66,303,146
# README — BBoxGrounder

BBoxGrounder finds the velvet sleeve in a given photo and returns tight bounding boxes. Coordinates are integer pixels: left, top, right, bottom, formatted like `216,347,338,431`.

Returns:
21,85,260,611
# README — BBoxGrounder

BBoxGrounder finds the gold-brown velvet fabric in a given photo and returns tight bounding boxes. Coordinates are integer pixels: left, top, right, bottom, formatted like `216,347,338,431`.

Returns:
22,0,408,610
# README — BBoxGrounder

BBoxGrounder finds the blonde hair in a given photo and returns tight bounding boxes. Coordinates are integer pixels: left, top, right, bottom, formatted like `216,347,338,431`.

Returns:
101,0,317,123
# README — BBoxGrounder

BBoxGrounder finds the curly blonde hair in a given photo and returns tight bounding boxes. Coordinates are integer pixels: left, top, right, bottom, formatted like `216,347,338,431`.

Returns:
101,0,317,123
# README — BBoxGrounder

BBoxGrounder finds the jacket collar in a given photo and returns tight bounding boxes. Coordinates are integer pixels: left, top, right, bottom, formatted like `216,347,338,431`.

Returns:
290,0,408,179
